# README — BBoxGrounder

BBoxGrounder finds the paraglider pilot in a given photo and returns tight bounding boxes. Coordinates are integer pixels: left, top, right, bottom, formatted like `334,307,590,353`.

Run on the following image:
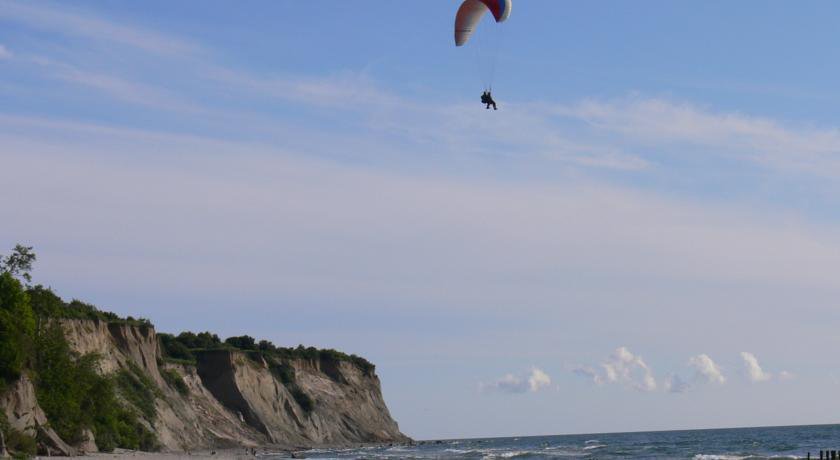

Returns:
481,91,497,110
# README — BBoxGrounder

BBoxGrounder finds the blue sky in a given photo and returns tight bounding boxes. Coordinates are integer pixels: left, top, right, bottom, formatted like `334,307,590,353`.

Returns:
4,0,840,440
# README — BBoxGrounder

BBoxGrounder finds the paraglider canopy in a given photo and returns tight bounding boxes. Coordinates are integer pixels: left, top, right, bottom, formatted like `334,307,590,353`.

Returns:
454,0,512,46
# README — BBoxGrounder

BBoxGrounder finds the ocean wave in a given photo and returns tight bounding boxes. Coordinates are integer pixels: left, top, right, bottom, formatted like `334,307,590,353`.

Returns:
481,451,532,459
693,455,802,460
583,444,606,450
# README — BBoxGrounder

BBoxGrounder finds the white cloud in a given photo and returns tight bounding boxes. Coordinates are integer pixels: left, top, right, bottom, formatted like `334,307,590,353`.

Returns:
740,352,772,383
688,354,726,385
0,45,11,60
574,347,657,392
482,368,552,394
553,97,840,177
778,371,795,381
664,374,690,393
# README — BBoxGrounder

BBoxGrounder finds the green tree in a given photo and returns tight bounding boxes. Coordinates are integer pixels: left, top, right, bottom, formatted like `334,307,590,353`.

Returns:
0,245,36,285
158,334,194,362
0,272,35,382
34,321,89,443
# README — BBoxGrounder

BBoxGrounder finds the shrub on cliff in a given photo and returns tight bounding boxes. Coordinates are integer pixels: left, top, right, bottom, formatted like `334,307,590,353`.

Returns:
158,333,195,362
115,362,160,423
268,360,295,384
161,368,189,396
173,331,222,350
225,335,257,351
290,386,314,413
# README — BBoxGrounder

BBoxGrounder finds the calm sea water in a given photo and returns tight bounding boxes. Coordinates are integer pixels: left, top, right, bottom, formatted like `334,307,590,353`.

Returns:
284,424,840,459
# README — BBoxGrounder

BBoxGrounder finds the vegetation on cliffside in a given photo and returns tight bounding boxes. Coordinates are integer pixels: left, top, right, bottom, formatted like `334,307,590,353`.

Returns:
0,246,157,454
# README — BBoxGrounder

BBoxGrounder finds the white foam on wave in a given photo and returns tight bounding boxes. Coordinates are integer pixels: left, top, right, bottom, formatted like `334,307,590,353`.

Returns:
583,444,607,450
483,451,530,459
693,455,746,460
584,439,601,444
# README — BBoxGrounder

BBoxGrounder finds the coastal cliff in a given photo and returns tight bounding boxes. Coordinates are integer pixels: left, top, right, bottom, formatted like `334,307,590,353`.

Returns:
0,277,408,456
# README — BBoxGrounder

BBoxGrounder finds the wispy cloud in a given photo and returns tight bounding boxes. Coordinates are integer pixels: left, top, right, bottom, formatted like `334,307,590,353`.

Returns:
574,347,657,392
27,57,202,113
688,354,726,385
481,368,552,394
209,68,400,110
0,1,198,56
0,44,11,60
553,97,840,176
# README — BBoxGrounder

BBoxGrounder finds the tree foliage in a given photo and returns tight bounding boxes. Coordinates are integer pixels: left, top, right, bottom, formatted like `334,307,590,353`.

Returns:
225,335,256,351
0,245,36,285
0,272,35,382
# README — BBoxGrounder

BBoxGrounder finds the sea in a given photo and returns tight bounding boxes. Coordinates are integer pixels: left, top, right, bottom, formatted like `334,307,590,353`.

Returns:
282,424,840,459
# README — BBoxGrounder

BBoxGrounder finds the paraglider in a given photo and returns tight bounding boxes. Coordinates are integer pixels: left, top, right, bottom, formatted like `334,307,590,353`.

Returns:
481,91,497,110
454,0,511,110
454,0,511,47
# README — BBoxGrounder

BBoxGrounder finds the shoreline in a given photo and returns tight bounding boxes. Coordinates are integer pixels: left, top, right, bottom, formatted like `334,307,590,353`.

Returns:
56,441,417,459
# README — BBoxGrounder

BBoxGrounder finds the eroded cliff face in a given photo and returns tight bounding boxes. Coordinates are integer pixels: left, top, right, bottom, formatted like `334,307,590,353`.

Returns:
196,351,408,448
3,319,407,453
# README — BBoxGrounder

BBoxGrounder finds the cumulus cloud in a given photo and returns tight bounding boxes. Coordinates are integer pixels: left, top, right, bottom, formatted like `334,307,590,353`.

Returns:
688,354,726,384
0,45,11,59
574,347,657,392
740,352,772,382
482,368,552,394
